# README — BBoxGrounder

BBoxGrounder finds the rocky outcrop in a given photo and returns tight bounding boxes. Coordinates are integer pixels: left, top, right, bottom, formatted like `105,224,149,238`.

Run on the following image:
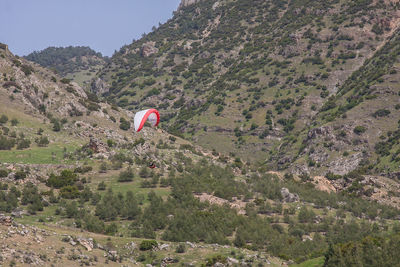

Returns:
328,152,363,175
91,77,109,95
141,43,159,57
179,0,204,9
281,188,299,202
88,136,108,153
0,214,12,226
77,237,94,251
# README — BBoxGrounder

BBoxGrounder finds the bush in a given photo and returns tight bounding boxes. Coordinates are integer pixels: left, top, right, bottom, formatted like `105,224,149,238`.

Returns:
52,120,61,132
10,119,19,126
60,185,80,199
353,126,366,135
119,117,130,131
14,170,27,180
373,109,390,118
35,136,49,147
118,167,134,182
325,172,342,180
97,181,106,191
0,115,8,124
17,139,30,150
21,64,34,76
139,240,158,251
0,136,15,150
105,223,118,235
46,170,78,188
0,169,8,177
175,243,186,253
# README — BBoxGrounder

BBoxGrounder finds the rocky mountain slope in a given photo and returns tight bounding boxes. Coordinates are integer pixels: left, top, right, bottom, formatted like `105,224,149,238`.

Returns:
25,46,107,89
1,1,400,265
92,0,400,178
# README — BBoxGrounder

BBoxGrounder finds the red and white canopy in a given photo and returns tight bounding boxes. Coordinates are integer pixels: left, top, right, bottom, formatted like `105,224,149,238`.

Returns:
133,109,160,132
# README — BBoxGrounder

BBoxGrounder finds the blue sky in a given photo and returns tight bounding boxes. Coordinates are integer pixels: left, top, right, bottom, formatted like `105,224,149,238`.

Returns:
0,0,181,57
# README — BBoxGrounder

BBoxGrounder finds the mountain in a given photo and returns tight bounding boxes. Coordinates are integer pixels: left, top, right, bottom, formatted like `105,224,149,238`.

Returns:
1,0,400,265
25,46,107,89
92,0,400,179
2,40,400,266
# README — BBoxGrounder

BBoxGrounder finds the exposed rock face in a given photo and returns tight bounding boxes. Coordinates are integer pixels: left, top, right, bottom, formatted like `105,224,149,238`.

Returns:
91,77,109,95
77,237,94,251
307,126,335,140
88,136,108,153
280,188,299,202
141,43,159,57
328,152,363,175
179,0,204,9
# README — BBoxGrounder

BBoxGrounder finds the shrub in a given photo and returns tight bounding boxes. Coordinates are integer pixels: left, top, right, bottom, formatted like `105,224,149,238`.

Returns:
35,136,50,147
353,126,366,135
97,181,106,191
14,170,27,180
0,115,8,124
46,170,78,188
119,117,130,130
118,167,134,182
20,64,34,76
60,185,80,199
139,240,158,251
10,119,19,126
105,223,118,235
0,136,15,150
0,169,8,177
60,78,71,84
175,243,186,253
373,109,390,118
325,172,342,180
17,139,31,150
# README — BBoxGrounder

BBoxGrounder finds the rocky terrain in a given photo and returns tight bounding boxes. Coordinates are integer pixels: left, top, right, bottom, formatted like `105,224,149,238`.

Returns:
91,0,400,179
0,0,400,266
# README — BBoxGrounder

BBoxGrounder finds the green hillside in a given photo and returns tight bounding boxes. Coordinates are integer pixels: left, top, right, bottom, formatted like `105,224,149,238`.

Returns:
2,41,399,266
1,0,400,265
93,0,400,179
25,46,107,88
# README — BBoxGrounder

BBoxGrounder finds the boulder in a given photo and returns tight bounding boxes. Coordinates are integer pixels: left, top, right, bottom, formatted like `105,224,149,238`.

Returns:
11,208,27,218
281,188,299,202
77,237,94,251
0,214,12,226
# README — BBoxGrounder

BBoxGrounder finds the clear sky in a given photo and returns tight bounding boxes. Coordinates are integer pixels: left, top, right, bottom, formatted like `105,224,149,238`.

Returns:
0,0,181,57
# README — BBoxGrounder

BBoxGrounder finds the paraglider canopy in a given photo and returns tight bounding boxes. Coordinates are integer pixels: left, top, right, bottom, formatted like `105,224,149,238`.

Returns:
134,108,160,132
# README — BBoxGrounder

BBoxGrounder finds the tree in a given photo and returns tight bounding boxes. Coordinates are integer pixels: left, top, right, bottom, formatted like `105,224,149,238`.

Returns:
97,181,106,191
122,191,141,219
119,117,130,130
10,118,19,126
0,115,8,124
46,169,78,188
118,167,134,182
65,201,78,218
52,120,61,132
35,136,49,147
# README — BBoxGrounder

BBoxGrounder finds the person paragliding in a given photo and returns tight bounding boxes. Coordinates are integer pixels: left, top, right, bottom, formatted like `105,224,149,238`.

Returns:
133,108,160,168
133,108,160,132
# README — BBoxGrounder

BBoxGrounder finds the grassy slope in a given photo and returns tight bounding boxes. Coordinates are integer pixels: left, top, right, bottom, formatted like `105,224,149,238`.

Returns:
95,0,400,175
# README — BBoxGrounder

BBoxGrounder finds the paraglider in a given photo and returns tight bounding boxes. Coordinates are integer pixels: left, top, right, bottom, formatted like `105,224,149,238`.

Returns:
133,108,160,168
133,108,160,132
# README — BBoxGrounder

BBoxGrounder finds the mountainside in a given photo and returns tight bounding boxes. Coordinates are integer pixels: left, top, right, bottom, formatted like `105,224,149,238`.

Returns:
93,0,400,178
2,41,400,266
25,46,107,89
